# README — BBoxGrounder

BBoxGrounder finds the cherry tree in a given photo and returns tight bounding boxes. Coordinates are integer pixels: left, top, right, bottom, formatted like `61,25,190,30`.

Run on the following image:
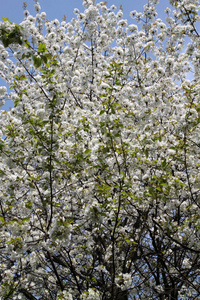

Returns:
0,0,200,299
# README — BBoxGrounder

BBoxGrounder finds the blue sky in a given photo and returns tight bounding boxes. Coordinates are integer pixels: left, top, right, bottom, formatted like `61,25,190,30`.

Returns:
0,0,170,110
1,0,169,24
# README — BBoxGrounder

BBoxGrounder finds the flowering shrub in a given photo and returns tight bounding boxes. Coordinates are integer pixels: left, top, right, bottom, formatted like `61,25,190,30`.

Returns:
0,0,200,299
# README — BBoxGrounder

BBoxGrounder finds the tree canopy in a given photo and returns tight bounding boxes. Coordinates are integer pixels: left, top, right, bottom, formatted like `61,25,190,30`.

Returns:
0,0,200,299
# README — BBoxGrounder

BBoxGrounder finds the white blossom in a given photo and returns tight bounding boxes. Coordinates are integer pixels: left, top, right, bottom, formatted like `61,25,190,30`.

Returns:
0,1,200,299
34,3,41,13
0,86,6,95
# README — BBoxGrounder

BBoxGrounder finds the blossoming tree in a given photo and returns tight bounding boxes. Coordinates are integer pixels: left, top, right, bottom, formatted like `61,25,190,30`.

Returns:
0,0,200,299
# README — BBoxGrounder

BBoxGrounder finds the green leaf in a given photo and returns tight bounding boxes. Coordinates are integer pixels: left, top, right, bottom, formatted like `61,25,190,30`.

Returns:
100,110,105,115
19,75,26,80
92,277,97,282
38,42,47,53
2,37,9,47
24,40,31,48
22,52,31,59
0,216,5,223
32,55,42,68
111,107,115,114
50,59,58,65
161,183,168,187
144,149,148,158
25,201,32,209
156,186,162,192
14,75,20,81
2,17,9,22
21,217,30,223
47,69,55,78
84,149,91,155
41,55,48,64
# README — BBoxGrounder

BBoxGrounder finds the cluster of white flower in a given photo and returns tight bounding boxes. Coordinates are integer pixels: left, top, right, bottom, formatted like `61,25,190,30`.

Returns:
115,273,132,291
0,86,6,95
56,291,73,300
0,0,200,299
80,289,100,300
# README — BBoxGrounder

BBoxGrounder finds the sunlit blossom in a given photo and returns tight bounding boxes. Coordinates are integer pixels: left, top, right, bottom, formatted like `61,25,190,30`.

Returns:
0,0,200,299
